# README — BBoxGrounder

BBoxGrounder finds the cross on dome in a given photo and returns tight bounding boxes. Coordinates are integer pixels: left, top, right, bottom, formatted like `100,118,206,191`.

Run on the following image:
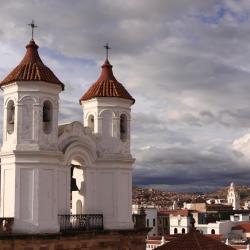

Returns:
0,23,64,90
104,42,111,60
27,20,38,41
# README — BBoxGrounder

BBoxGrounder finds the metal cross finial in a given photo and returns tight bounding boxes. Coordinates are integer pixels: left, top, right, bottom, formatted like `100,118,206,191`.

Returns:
27,20,38,41
104,43,111,60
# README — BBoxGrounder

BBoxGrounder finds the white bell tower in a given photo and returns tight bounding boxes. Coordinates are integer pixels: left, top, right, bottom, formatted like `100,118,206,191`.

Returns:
80,48,135,229
0,38,64,233
227,182,240,210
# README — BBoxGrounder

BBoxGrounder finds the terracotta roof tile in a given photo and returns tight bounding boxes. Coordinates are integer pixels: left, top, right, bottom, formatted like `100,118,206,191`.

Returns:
80,59,135,103
232,223,250,232
0,40,64,90
169,209,190,217
155,230,235,250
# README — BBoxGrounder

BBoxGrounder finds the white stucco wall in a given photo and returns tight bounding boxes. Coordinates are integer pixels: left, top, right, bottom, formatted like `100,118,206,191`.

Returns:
0,77,135,233
169,214,190,235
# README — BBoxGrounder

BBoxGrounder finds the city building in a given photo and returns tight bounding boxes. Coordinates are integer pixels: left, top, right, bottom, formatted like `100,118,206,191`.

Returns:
169,209,192,235
133,204,158,236
157,211,170,236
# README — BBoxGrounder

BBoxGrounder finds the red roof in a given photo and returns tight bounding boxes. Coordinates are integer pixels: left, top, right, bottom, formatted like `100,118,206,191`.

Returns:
0,40,64,89
147,236,177,241
155,230,235,250
80,59,135,103
158,210,173,216
232,223,250,233
169,209,189,217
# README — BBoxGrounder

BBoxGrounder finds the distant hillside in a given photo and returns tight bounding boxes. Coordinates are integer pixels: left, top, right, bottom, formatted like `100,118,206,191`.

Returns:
132,185,250,208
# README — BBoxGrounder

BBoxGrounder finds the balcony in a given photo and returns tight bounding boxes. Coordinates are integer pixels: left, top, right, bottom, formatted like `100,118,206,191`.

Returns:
58,214,103,232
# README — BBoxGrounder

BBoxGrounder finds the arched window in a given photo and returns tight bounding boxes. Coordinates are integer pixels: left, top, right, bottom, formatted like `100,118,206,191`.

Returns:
43,101,52,134
174,228,178,234
7,100,15,134
182,228,185,234
88,115,94,132
120,114,127,141
211,229,215,234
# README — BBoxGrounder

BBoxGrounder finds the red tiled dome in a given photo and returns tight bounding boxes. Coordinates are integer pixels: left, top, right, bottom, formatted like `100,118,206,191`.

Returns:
0,40,64,90
155,230,235,250
80,59,135,104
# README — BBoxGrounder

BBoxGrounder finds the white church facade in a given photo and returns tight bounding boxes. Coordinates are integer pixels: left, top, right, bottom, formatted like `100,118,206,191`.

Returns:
0,38,135,233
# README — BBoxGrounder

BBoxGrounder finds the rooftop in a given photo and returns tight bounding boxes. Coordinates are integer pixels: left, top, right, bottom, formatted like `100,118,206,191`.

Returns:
232,223,250,233
80,59,135,103
155,230,235,250
0,40,64,90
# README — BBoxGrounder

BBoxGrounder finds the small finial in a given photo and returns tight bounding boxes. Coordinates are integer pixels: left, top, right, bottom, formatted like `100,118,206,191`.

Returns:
104,42,111,60
27,20,38,41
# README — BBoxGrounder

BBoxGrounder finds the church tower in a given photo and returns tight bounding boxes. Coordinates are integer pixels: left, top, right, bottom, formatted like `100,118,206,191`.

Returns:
79,47,135,229
227,182,240,210
0,36,64,232
80,59,135,150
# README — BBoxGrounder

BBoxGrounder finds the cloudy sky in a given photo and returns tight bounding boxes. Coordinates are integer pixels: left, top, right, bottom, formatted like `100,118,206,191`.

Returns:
1,0,250,192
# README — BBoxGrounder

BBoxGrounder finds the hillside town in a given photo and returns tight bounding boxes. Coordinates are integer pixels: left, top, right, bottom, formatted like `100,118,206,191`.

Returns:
132,183,250,249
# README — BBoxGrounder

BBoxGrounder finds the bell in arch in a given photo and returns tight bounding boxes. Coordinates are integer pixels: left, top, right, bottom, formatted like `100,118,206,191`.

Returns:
8,106,15,124
43,105,50,122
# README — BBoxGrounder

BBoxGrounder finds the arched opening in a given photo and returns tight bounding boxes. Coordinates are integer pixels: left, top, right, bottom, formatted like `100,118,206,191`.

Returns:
211,229,215,234
174,228,178,234
88,115,94,132
43,100,53,134
70,158,85,215
120,114,127,141
182,228,185,234
7,100,15,134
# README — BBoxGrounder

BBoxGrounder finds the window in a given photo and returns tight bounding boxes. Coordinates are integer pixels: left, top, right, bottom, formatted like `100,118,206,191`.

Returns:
153,218,156,227
120,114,127,141
174,228,177,234
88,115,94,132
211,229,215,234
7,100,15,134
147,219,149,227
182,228,185,234
43,101,52,134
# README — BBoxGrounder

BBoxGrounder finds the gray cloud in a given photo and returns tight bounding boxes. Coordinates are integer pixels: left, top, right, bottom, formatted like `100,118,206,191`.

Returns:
170,109,250,128
133,145,249,192
0,0,250,191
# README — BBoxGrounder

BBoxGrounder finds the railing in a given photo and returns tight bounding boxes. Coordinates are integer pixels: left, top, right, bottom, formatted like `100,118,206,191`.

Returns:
58,214,103,232
0,217,14,234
